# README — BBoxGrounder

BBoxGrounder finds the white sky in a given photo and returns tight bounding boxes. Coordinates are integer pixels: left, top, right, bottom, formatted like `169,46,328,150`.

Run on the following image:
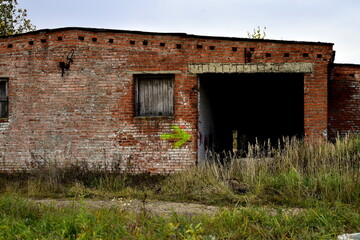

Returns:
19,0,360,64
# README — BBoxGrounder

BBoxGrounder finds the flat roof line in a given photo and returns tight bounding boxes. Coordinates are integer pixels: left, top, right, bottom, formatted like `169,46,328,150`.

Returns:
334,63,360,67
0,27,334,46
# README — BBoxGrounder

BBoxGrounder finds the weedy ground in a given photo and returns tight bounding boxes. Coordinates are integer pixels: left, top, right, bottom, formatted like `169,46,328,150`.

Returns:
0,135,359,239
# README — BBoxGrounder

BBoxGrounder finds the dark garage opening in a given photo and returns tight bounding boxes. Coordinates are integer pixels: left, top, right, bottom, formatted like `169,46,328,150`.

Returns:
198,73,304,159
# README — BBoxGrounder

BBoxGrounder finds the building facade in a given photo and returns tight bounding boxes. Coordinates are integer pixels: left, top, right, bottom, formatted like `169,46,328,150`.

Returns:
0,28,359,172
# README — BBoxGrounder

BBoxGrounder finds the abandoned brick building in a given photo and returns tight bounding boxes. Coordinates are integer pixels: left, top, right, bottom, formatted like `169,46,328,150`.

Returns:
0,27,359,172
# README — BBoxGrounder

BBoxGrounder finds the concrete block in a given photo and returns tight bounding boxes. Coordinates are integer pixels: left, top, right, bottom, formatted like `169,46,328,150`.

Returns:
264,63,274,72
214,63,223,73
197,64,203,73
243,64,251,73
257,63,266,73
223,64,231,73
236,64,244,73
278,63,292,72
250,64,257,72
188,64,197,73
209,64,216,72
229,64,237,73
202,64,209,73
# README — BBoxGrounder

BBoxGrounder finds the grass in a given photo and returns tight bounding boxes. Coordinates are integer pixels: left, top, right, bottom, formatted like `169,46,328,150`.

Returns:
0,135,359,239
0,194,358,239
1,135,359,206
158,135,360,207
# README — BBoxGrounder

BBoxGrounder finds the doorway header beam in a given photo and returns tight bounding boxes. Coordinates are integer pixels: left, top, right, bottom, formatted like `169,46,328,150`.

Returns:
188,63,313,74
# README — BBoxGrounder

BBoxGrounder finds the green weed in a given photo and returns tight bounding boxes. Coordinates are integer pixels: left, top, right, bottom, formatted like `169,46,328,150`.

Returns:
0,135,359,207
0,194,359,239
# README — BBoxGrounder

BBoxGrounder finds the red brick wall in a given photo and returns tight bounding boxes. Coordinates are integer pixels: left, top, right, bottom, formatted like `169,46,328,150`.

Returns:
0,28,334,172
328,64,360,139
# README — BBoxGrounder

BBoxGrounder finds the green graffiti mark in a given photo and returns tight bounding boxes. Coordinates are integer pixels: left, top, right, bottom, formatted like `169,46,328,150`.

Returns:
161,125,191,149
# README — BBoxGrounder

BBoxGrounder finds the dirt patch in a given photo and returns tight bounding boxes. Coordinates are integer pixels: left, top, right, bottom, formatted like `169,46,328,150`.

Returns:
32,198,304,217
32,198,221,216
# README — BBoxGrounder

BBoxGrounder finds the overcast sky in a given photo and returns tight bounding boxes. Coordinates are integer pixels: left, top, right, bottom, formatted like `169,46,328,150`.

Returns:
19,0,360,64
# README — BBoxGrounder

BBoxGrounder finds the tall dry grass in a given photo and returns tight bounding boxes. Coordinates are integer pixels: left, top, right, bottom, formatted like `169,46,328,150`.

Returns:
0,135,359,206
161,135,360,205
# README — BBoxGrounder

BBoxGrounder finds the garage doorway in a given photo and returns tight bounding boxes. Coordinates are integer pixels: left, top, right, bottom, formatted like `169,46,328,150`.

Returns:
198,73,304,160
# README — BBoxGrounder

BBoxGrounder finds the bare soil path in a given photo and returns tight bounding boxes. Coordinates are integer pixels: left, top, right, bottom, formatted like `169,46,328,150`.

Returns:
32,198,304,217
32,198,221,216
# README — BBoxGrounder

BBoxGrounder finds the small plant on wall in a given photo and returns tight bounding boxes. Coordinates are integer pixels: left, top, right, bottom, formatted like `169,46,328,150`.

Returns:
247,26,267,39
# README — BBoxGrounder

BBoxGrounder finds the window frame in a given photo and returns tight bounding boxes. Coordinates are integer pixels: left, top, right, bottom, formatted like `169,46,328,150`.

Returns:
134,74,175,117
0,78,8,120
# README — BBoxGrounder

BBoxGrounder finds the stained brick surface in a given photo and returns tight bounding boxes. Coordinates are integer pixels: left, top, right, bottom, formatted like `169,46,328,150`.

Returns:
0,27,349,172
329,64,360,139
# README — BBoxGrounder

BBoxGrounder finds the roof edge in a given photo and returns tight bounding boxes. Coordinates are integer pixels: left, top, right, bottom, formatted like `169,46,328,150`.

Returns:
334,63,360,67
0,27,334,46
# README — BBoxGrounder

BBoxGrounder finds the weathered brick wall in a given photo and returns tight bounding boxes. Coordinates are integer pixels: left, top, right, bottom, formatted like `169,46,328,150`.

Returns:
0,28,334,172
328,64,360,139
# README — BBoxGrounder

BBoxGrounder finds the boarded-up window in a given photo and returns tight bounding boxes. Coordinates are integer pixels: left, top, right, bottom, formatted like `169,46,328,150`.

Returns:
0,79,8,118
135,75,174,116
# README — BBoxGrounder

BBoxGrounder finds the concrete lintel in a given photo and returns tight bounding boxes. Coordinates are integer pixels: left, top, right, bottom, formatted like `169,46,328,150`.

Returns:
202,64,209,72
209,64,216,73
214,63,223,73
188,63,314,74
